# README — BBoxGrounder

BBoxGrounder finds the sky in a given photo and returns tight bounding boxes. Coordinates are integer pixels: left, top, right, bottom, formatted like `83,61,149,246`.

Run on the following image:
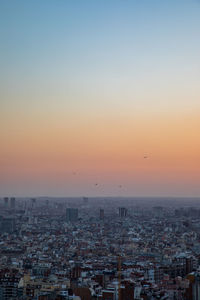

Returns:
0,0,200,197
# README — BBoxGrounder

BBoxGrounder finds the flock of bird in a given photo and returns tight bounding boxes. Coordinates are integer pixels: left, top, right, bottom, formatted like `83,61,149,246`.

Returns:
71,154,150,190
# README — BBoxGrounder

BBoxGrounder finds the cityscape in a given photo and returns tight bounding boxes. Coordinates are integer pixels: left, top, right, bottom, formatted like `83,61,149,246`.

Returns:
1,197,200,299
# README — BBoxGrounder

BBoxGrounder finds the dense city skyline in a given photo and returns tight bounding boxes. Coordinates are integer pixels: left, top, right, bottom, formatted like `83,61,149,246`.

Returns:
1,0,200,196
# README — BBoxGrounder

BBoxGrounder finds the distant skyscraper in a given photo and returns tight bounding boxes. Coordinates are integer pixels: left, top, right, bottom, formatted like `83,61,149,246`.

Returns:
118,207,127,218
66,208,78,222
10,197,16,209
31,198,36,209
100,209,104,220
4,197,8,209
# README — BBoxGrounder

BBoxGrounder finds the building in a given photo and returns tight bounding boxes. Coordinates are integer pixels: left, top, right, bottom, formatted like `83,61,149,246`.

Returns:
192,272,200,300
153,206,164,218
100,209,104,220
10,197,16,209
0,269,23,300
3,198,8,209
0,217,16,233
118,207,127,218
31,198,36,209
66,208,78,222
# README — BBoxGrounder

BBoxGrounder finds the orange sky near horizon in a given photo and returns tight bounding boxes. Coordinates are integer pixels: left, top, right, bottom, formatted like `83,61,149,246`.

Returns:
1,107,200,196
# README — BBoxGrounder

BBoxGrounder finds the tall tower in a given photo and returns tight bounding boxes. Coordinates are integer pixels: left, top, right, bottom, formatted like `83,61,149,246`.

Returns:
100,209,104,220
31,198,36,209
4,197,9,209
66,208,78,222
118,207,127,218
